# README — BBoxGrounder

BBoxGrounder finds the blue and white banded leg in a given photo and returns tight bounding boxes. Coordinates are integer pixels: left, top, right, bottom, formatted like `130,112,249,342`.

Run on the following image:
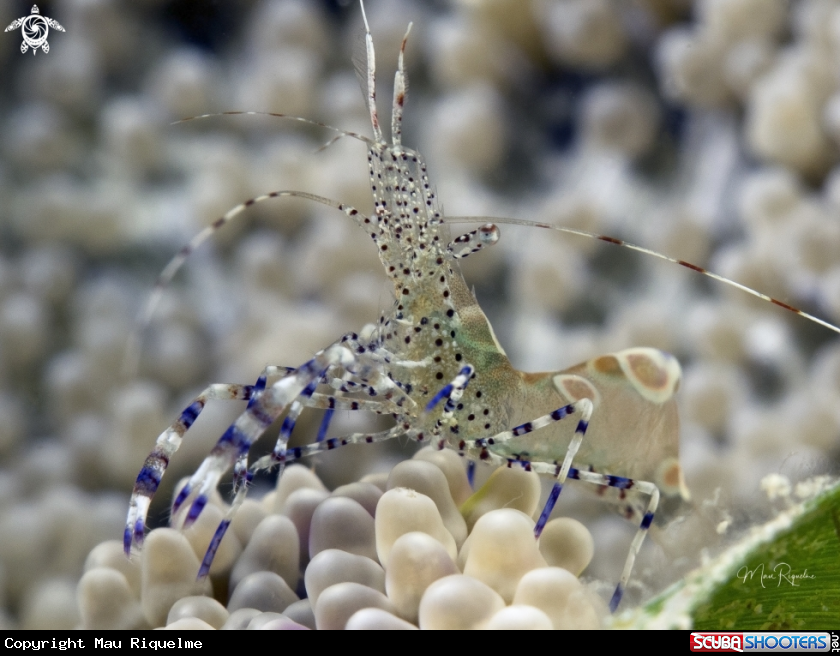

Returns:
197,339,413,570
124,366,286,555
480,449,659,613
193,383,313,579
256,388,405,475
426,364,475,426
197,420,408,577
540,464,659,612
189,343,412,576
167,344,355,537
201,381,400,518
531,399,594,538
455,398,594,531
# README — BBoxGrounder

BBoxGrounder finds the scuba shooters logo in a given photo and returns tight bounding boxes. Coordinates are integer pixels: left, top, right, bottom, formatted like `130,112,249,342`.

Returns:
690,632,837,652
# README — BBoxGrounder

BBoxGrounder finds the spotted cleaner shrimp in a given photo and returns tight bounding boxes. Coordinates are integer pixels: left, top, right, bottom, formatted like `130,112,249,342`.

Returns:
124,3,840,613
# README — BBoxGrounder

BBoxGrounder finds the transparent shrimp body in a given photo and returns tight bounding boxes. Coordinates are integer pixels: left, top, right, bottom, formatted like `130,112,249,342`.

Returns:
125,4,691,613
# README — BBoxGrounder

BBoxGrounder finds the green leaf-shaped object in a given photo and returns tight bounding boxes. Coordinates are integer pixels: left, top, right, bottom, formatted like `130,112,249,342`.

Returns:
614,478,840,629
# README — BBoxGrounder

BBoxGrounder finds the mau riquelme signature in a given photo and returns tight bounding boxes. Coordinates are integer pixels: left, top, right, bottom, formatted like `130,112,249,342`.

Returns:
736,562,816,588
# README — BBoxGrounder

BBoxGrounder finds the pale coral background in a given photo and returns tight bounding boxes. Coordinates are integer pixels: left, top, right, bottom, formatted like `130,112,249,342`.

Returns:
0,0,839,627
